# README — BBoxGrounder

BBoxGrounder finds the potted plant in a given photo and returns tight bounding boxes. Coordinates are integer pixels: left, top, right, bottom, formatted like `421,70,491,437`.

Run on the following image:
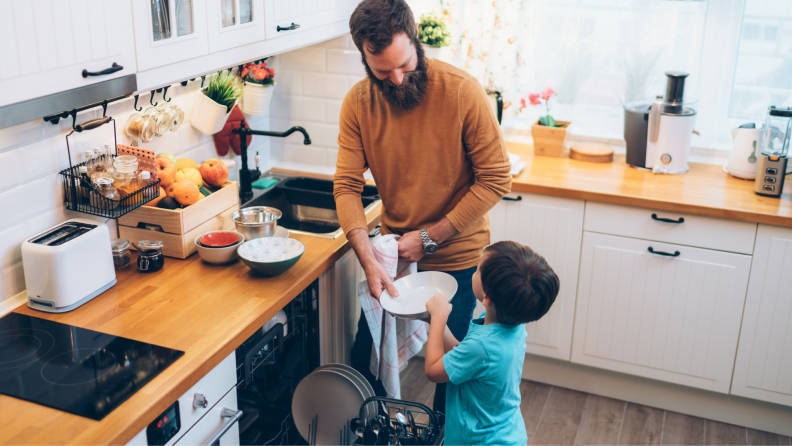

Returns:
520,88,570,157
191,71,242,135
240,61,276,116
418,13,451,59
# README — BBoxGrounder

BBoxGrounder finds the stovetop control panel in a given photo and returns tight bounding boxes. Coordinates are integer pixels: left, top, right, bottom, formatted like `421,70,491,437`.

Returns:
146,401,181,446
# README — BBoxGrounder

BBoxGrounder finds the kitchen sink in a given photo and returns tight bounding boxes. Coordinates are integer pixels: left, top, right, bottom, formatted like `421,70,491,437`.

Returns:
240,174,380,239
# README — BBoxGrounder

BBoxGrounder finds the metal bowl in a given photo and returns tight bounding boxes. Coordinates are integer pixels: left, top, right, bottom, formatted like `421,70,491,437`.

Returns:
231,206,282,241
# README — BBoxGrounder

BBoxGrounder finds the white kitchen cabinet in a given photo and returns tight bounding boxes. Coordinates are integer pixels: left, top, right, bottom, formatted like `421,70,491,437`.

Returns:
488,192,584,361
319,249,364,366
732,224,792,407
206,0,266,53
132,0,210,71
0,0,137,107
571,232,751,393
264,0,359,40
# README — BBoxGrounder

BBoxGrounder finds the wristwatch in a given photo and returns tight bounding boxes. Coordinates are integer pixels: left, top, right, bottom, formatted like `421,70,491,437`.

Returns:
420,227,438,254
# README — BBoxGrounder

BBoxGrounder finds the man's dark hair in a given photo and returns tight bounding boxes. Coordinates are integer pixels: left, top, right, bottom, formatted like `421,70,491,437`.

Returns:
480,241,560,326
350,0,417,55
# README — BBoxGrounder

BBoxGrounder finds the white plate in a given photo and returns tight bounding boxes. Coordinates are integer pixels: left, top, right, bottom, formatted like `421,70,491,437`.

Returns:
380,271,458,319
292,368,365,445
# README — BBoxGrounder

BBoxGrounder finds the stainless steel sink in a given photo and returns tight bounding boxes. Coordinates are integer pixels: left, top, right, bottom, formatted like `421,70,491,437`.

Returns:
240,173,380,239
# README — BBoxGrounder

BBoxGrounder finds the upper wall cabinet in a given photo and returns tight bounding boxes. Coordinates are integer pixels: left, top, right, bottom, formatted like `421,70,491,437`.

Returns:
264,0,359,40
0,0,137,107
132,0,210,71
206,0,266,53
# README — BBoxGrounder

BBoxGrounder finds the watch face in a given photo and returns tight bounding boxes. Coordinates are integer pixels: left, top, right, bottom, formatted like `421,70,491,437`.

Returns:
424,243,438,254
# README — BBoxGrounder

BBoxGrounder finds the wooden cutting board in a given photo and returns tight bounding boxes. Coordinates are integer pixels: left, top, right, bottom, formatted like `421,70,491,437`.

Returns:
569,142,614,163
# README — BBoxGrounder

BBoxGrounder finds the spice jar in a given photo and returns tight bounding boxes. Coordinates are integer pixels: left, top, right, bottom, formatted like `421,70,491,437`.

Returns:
144,106,170,137
137,240,165,273
125,112,154,142
111,238,131,269
159,104,185,132
92,176,120,210
113,155,140,198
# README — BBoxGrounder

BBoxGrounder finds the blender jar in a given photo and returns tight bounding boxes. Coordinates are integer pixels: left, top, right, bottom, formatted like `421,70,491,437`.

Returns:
762,106,792,158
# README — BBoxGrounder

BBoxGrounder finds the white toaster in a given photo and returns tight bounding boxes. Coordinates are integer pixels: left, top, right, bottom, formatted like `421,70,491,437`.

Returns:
21,218,117,313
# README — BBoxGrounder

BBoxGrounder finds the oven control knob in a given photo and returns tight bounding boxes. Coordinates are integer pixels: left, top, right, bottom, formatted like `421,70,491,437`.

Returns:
193,393,208,409
660,153,672,164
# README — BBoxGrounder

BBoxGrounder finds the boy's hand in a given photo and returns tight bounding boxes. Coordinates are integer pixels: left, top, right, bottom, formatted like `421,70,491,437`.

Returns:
426,294,452,321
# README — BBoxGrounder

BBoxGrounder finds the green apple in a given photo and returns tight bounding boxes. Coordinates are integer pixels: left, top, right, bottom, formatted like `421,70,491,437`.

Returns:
157,153,177,167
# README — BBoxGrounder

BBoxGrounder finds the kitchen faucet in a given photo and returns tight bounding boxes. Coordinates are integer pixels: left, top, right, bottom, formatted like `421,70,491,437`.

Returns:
232,120,312,203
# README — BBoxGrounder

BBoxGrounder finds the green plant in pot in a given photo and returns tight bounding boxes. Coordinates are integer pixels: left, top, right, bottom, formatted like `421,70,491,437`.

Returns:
520,88,570,157
191,71,243,135
419,13,451,58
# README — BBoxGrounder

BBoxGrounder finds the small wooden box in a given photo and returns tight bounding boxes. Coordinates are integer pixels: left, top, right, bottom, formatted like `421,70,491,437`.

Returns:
118,182,240,259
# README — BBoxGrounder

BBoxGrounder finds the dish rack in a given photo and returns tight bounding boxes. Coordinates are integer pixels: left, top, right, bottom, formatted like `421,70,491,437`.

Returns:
343,397,444,446
60,117,161,219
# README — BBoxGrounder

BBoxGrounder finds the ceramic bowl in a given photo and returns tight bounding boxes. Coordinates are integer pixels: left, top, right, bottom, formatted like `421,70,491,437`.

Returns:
199,231,239,247
194,231,244,264
237,237,305,277
379,271,458,320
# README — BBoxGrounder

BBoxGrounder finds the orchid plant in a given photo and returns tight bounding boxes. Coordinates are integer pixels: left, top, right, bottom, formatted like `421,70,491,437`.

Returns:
519,88,561,127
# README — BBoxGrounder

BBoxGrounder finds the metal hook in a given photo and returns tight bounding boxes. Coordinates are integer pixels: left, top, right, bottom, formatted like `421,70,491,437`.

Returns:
181,80,188,87
101,100,108,117
70,110,77,130
227,67,233,74
133,94,142,112
163,85,171,102
201,75,206,88
150,90,158,107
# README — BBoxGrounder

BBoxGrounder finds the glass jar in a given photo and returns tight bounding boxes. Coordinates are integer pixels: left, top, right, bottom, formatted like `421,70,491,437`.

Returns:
92,177,121,210
144,106,171,137
125,112,155,142
113,155,140,198
159,104,185,132
137,240,165,273
111,238,131,269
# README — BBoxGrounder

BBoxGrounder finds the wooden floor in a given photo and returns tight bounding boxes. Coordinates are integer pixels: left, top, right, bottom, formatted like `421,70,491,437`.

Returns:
400,358,792,446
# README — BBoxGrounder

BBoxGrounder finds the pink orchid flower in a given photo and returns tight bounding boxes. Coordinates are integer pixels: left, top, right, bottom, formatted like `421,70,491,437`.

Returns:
541,88,555,101
529,93,541,106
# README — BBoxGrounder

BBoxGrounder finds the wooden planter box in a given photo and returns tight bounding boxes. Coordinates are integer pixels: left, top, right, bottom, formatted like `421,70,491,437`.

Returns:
532,120,570,157
118,182,240,259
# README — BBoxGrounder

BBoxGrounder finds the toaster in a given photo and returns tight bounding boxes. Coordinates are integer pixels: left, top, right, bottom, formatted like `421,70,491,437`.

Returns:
21,219,117,313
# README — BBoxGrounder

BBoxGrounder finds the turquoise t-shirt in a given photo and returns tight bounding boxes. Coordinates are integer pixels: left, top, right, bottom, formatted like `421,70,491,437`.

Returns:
442,313,528,446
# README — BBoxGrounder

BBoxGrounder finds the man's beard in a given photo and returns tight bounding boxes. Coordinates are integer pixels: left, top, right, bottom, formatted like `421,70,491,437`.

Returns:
363,39,429,110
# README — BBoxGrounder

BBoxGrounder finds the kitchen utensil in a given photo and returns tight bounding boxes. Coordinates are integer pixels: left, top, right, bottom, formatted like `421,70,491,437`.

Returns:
755,106,792,197
199,231,240,247
379,271,458,320
231,206,282,240
569,142,614,163
22,220,117,313
237,236,304,276
647,72,697,174
725,123,763,180
194,231,244,264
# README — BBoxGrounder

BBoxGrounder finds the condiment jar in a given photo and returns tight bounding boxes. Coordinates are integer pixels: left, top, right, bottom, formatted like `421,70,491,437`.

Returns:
144,106,171,137
125,112,154,142
137,240,165,273
113,155,140,197
92,176,121,210
159,104,185,132
111,238,131,269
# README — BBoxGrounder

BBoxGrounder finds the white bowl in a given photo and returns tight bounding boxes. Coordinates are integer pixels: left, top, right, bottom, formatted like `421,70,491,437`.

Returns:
380,271,458,319
193,231,244,264
237,237,305,276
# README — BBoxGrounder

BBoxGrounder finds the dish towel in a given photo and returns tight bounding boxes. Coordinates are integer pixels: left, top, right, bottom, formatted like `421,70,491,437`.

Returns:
358,234,428,399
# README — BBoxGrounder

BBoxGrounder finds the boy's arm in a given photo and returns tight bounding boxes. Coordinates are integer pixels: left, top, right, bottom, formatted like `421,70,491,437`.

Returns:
443,325,460,353
425,295,452,383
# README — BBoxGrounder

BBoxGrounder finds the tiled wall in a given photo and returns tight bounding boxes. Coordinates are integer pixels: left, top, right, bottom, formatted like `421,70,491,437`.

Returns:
268,35,366,169
0,83,270,302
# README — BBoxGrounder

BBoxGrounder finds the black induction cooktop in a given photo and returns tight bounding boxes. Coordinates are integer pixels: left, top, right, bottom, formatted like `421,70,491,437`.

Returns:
0,313,183,420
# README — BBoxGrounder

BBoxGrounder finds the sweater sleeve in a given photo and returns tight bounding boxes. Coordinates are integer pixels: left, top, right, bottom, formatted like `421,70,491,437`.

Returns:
445,78,512,232
333,86,369,235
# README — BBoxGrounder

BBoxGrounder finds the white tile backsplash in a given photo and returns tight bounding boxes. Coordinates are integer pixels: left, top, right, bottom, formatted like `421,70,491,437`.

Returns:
0,224,26,269
0,150,21,194
278,46,327,73
326,49,365,76
325,100,343,125
18,135,61,183
1,262,25,301
272,97,326,123
303,73,351,99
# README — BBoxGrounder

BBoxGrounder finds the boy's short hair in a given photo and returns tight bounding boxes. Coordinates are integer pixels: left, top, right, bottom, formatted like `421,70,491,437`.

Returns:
480,241,560,326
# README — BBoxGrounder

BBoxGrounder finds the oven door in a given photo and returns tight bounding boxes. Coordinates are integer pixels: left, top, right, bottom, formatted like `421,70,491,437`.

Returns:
174,388,242,446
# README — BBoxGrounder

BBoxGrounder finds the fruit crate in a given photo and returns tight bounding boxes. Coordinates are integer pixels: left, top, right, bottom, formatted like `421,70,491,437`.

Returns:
118,181,240,259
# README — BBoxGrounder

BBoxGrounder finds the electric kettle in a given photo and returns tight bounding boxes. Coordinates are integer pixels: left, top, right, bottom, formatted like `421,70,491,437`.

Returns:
725,123,763,180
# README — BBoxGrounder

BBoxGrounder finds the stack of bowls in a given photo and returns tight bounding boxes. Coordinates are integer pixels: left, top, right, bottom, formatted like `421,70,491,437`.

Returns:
194,231,245,264
231,207,282,241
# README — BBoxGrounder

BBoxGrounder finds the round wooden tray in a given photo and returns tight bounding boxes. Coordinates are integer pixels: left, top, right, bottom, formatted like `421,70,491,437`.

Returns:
569,142,614,163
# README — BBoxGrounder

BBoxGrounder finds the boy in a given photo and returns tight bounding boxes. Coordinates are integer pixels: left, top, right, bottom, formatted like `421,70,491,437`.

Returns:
424,241,560,445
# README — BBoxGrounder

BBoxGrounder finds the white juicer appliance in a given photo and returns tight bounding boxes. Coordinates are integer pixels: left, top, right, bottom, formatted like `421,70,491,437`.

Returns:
646,71,697,174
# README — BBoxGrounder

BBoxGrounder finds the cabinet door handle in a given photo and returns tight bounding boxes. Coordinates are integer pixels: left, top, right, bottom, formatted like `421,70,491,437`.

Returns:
651,213,684,224
277,22,300,32
502,195,522,201
648,247,680,257
203,408,243,446
82,63,123,78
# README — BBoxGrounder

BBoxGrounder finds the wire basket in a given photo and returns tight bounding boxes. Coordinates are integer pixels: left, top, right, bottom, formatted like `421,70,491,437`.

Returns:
60,117,161,219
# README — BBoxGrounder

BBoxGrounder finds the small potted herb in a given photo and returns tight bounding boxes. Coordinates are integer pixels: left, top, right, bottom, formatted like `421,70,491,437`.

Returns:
240,61,276,116
520,88,570,157
191,71,242,135
418,13,451,59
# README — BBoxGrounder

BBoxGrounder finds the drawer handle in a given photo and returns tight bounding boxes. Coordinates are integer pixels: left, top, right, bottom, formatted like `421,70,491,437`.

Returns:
648,247,680,257
82,62,123,78
203,408,243,446
277,22,300,32
651,213,684,224
502,195,522,201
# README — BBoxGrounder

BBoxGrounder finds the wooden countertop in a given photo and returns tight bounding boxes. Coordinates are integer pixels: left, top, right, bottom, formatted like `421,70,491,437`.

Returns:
508,144,792,227
0,201,381,446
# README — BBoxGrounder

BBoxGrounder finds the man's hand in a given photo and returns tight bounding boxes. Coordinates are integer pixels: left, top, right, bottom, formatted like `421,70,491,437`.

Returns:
426,294,452,321
363,260,399,300
397,230,424,263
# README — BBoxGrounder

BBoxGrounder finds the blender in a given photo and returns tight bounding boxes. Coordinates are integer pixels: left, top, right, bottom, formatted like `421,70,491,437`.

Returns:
755,106,792,197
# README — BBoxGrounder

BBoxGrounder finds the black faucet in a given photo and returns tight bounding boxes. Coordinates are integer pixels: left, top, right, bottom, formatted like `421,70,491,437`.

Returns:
232,119,312,203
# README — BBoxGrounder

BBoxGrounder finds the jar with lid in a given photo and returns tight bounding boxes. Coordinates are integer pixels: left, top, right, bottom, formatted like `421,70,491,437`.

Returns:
159,104,185,132
137,240,165,273
112,155,140,198
111,239,131,269
144,106,171,137
91,176,121,210
125,112,155,142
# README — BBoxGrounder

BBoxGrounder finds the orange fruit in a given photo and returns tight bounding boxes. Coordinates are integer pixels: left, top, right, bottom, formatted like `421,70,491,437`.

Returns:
171,180,201,206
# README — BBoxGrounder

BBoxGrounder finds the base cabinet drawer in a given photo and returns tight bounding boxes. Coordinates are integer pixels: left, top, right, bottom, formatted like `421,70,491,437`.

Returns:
175,387,240,446
571,232,751,393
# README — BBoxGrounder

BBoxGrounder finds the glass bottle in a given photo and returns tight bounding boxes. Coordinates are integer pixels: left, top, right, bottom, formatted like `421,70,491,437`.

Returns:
137,240,165,273
104,141,116,175
92,176,120,210
85,150,95,177
93,147,105,173
139,170,152,187
79,165,92,206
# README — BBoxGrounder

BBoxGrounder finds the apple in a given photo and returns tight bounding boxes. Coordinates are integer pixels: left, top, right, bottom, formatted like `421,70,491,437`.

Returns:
155,156,177,188
157,153,177,167
175,168,203,188
199,159,229,188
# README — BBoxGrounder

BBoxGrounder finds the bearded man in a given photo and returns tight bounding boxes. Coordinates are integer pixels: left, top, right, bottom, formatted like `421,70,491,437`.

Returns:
333,0,511,413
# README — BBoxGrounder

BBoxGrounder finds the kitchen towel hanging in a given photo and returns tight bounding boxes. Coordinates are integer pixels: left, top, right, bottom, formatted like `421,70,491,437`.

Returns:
357,234,427,399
